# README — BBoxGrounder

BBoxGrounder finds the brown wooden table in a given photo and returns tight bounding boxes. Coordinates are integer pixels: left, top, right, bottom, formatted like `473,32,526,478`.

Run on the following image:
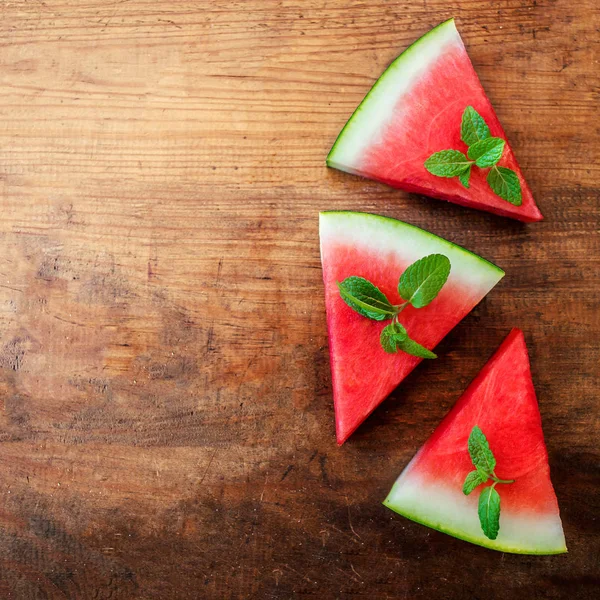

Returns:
0,1,598,598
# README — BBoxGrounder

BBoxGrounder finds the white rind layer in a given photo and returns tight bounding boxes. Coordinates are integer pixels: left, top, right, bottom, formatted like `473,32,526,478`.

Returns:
319,211,504,293
327,18,462,171
384,468,567,554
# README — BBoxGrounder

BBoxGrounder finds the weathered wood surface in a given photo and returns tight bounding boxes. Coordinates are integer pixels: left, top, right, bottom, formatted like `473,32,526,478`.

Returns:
0,1,598,598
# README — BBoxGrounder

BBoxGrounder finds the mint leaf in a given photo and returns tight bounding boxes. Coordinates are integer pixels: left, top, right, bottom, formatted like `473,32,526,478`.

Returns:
379,325,398,354
478,486,501,540
395,335,437,359
463,470,487,495
461,106,490,146
468,426,496,474
380,325,398,353
380,322,408,354
427,107,522,211
477,466,490,480
467,137,506,168
487,166,522,206
458,165,471,188
397,254,451,309
465,426,514,540
341,255,451,359
338,277,396,321
424,150,472,178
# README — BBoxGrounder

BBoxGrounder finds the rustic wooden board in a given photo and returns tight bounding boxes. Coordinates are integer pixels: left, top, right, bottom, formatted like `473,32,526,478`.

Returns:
0,1,598,598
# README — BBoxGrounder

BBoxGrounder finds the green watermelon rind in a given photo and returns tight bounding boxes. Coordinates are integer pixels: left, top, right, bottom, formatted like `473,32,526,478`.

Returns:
320,211,504,278
382,495,568,556
326,18,457,168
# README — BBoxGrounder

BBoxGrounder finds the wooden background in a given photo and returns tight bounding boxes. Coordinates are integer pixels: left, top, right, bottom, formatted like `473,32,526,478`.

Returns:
0,1,598,598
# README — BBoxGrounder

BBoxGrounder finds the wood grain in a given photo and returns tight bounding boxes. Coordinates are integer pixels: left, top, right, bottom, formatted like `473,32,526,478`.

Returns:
0,1,598,598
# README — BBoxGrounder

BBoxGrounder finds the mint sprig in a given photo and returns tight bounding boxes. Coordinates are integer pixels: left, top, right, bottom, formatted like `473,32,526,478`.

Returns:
425,106,522,206
337,254,450,359
463,425,515,540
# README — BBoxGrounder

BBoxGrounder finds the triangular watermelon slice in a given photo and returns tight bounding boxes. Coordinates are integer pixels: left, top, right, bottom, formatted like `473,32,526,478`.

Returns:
320,211,504,444
327,19,543,222
384,329,567,554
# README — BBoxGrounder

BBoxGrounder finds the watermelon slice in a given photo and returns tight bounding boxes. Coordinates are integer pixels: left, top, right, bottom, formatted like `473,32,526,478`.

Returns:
327,19,543,222
384,329,567,554
319,211,504,444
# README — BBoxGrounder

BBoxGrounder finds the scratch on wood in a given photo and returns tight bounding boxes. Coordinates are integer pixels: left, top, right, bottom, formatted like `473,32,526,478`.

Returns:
319,454,329,485
206,323,216,353
325,523,361,545
345,495,361,540
280,464,293,481
0,283,23,293
198,449,217,486
350,563,363,581
215,258,223,286
157,18,182,29
335,565,361,585
284,564,313,584
260,473,268,503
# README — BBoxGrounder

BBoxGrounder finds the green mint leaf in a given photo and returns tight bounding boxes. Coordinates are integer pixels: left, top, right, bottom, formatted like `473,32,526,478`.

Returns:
338,277,396,321
458,165,471,188
380,322,408,354
467,137,506,168
468,426,496,474
487,166,522,206
390,322,408,342
478,486,501,540
461,106,490,146
477,466,490,480
393,322,408,339
380,325,397,353
397,254,451,309
424,150,472,178
395,335,437,359
463,470,487,495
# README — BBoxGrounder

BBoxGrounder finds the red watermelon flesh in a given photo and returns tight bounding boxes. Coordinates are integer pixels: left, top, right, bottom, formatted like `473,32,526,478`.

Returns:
320,211,504,444
384,328,567,554
327,19,543,223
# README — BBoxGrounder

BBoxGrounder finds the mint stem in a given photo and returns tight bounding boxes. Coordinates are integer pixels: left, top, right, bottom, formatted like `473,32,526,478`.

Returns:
490,472,514,485
393,301,409,315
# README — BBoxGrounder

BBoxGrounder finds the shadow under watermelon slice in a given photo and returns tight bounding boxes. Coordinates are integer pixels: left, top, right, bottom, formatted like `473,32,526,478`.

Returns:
319,211,504,444
384,328,567,554
327,19,543,223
